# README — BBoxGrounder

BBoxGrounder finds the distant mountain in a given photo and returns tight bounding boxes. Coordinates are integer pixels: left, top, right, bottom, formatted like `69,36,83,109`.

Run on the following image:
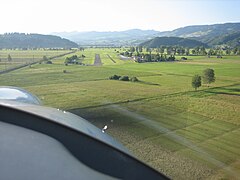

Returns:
0,33,78,49
140,37,208,48
53,29,159,46
51,22,240,47
158,23,240,46
207,31,240,47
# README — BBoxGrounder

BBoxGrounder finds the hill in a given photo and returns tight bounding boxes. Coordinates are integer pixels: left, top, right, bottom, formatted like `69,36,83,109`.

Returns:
0,33,78,49
158,22,240,46
52,22,240,47
139,37,208,48
53,29,159,46
207,31,240,47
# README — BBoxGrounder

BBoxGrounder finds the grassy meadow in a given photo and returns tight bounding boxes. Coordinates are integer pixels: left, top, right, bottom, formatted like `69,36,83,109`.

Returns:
0,49,72,71
0,48,239,179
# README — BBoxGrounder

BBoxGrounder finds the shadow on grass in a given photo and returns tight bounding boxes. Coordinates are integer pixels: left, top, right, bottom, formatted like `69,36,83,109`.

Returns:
165,73,192,77
203,85,240,97
138,80,160,86
69,83,240,111
222,87,240,92
188,83,240,97
204,90,240,97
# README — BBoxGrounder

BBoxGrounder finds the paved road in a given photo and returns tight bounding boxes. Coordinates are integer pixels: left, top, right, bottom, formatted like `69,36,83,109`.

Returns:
94,54,102,66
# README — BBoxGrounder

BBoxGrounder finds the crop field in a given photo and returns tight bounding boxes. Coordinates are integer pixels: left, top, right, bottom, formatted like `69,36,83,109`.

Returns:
0,48,239,179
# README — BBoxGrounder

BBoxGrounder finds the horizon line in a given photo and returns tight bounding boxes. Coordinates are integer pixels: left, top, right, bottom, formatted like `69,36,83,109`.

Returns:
0,21,239,35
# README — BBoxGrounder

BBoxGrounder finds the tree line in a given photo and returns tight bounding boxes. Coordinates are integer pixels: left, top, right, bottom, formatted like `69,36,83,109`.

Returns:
122,46,240,57
119,45,240,63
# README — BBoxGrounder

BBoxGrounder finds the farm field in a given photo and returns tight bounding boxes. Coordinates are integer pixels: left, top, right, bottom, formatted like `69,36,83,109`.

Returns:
0,49,73,71
0,48,239,179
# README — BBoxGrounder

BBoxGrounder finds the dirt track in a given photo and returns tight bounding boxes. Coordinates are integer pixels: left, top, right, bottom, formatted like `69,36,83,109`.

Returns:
94,54,102,66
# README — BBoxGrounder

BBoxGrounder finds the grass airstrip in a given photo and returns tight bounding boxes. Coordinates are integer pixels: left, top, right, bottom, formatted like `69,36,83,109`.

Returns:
0,48,239,179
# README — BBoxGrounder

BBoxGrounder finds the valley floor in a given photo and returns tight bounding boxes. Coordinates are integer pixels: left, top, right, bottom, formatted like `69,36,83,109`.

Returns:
0,49,239,179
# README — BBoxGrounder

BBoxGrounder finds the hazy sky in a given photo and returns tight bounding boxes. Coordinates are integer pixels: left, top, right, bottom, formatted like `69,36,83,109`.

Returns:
0,0,239,34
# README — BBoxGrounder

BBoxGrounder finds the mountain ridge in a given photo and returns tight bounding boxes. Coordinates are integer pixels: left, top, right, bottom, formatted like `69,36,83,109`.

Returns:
53,29,159,46
157,22,240,46
0,33,78,49
0,22,239,48
140,37,208,48
52,22,240,47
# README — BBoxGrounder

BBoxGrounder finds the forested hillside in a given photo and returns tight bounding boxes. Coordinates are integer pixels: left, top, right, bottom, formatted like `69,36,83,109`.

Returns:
0,33,78,49
158,23,240,43
140,37,208,48
207,31,240,47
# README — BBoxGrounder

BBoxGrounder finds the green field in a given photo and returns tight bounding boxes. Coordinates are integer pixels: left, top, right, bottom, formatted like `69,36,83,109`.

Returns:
0,48,239,179
0,49,73,71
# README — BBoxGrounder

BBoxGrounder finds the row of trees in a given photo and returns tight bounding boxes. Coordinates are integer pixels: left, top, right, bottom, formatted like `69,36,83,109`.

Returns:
120,51,176,62
109,74,139,82
137,54,176,62
191,46,240,56
127,46,240,56
192,69,216,90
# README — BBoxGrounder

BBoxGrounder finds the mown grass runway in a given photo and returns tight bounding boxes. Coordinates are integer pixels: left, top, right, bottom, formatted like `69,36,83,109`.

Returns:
0,48,239,179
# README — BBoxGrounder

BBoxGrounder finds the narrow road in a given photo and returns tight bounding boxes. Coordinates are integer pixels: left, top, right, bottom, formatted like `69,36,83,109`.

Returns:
94,54,102,66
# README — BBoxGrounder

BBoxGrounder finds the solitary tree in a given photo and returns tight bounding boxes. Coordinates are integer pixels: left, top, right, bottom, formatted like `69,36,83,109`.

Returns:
42,55,48,62
192,75,202,91
185,48,190,56
160,46,165,54
7,54,12,62
135,46,139,53
225,49,231,55
202,68,215,86
130,47,135,53
233,47,238,55
191,49,196,55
